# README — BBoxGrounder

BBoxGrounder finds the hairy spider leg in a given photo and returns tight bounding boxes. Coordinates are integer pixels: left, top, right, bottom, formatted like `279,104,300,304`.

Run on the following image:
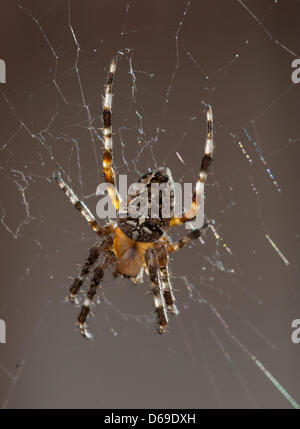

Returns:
69,245,102,302
167,221,210,253
170,105,213,226
156,244,179,315
145,248,168,334
77,237,115,338
102,58,119,211
55,173,105,235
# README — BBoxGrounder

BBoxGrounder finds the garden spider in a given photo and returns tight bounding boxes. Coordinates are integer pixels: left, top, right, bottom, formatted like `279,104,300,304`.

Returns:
55,58,214,338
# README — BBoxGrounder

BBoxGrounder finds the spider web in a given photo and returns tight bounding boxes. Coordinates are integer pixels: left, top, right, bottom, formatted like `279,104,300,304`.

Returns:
0,0,300,409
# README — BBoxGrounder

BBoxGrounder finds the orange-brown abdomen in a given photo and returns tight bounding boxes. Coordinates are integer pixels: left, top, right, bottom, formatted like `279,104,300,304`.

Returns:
113,227,153,278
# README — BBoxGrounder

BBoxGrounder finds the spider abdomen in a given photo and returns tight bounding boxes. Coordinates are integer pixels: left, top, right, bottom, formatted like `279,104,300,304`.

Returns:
113,227,153,278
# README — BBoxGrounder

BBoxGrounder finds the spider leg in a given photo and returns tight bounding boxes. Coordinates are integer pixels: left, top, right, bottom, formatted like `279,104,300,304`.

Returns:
170,105,213,226
167,221,210,253
77,237,115,338
145,248,168,334
102,58,119,211
55,173,109,236
156,244,178,315
69,244,101,302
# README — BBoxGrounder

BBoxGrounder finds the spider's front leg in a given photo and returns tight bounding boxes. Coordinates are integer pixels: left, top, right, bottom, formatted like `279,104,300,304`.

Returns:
145,248,168,334
102,58,119,211
170,105,213,226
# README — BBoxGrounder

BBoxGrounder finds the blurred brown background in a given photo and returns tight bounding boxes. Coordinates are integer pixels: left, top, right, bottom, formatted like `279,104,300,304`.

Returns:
0,0,300,409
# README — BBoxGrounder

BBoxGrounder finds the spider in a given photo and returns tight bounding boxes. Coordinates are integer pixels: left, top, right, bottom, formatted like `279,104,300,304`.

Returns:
55,58,214,338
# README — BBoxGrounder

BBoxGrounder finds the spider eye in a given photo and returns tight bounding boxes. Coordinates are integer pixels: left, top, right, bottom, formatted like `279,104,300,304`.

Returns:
138,167,171,185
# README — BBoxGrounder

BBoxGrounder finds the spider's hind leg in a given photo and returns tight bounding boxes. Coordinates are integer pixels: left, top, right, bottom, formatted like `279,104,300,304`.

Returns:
77,264,107,338
145,249,168,334
156,245,179,316
69,244,102,303
170,105,213,226
77,237,115,338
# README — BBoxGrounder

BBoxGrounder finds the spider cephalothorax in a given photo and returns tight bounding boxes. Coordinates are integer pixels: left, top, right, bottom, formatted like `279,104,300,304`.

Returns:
118,167,175,243
55,58,214,338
